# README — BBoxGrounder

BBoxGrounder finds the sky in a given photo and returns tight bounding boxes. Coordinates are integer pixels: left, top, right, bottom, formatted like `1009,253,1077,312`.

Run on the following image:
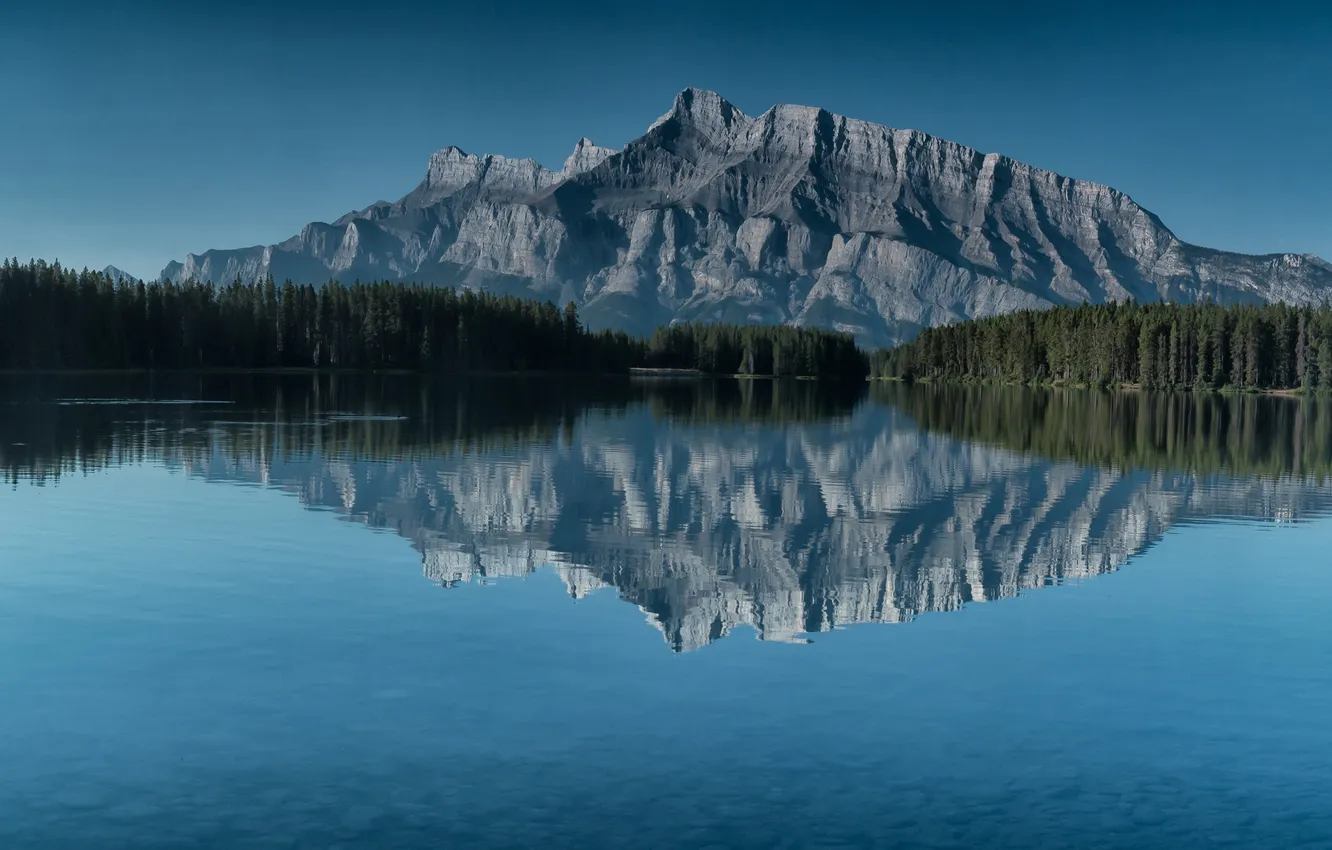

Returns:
3,0,1331,280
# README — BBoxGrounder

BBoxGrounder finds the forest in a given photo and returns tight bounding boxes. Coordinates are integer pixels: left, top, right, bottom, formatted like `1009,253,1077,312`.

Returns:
872,301,1332,392
0,259,866,378
641,322,868,379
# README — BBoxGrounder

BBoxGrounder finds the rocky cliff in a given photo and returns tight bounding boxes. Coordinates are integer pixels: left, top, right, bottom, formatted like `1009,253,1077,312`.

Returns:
161,89,1332,347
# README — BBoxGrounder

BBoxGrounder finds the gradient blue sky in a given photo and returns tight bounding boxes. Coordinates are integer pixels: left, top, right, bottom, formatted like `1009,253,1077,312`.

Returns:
3,0,1330,279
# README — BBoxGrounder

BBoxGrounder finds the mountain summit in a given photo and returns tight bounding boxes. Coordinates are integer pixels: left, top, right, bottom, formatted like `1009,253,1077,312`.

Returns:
161,89,1332,346
102,265,140,282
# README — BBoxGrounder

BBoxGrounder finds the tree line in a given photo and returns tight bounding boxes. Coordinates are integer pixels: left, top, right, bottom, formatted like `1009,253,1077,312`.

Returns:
0,259,637,372
871,301,1332,392
0,259,867,378
641,322,868,379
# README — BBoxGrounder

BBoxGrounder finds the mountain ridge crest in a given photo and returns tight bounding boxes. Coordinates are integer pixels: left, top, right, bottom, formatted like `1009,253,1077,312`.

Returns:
161,87,1332,346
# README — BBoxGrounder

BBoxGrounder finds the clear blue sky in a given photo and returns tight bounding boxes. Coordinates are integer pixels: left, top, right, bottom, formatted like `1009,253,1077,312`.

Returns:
3,0,1330,280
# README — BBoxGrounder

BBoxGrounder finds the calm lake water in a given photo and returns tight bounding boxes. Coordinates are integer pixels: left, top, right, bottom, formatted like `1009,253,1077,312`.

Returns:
2,375,1331,849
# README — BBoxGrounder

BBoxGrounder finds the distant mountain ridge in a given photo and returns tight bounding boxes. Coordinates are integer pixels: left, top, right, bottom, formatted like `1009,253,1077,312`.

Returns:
161,88,1332,347
102,265,140,282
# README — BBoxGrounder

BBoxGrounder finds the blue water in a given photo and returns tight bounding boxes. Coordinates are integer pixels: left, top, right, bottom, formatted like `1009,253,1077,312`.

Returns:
1,377,1331,848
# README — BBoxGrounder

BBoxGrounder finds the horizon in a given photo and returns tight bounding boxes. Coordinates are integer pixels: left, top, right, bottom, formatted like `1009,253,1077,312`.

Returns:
5,0,1332,279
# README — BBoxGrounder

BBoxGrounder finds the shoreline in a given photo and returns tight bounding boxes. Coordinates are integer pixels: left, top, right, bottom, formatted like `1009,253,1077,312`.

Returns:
0,367,851,380
0,367,633,378
871,376,1311,397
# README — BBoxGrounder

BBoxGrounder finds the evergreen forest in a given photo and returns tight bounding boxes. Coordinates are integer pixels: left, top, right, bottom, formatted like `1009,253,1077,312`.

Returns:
872,301,1332,392
0,260,866,378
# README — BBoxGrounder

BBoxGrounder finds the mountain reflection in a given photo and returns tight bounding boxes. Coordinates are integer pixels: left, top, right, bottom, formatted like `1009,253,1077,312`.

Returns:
5,374,1332,651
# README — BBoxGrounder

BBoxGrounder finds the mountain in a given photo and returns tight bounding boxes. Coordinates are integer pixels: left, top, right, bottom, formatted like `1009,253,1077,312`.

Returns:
162,89,1332,348
102,265,140,282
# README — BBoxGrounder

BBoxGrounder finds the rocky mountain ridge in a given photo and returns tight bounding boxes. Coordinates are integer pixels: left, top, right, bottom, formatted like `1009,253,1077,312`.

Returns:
161,89,1332,346
102,265,140,282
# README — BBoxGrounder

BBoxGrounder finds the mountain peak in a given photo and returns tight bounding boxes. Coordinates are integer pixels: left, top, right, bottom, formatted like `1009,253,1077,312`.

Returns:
562,137,616,175
418,145,557,200
649,87,749,138
102,264,139,282
675,86,734,107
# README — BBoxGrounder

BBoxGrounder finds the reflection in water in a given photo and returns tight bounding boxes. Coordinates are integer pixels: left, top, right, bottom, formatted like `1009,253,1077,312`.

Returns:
879,382,1332,480
0,373,864,485
5,374,1332,651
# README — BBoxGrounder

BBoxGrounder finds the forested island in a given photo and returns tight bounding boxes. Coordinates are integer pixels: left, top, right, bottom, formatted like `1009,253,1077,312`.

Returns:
873,301,1332,392
0,260,865,378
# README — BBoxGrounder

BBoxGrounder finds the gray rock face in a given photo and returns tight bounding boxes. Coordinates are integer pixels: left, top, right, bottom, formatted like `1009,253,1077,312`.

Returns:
102,265,140,282
161,88,1332,346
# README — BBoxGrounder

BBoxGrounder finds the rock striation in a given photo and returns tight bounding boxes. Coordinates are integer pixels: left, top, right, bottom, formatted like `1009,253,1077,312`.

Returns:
161,88,1332,346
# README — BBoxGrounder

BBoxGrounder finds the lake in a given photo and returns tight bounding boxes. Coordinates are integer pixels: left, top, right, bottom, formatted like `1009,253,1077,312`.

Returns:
2,374,1331,849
